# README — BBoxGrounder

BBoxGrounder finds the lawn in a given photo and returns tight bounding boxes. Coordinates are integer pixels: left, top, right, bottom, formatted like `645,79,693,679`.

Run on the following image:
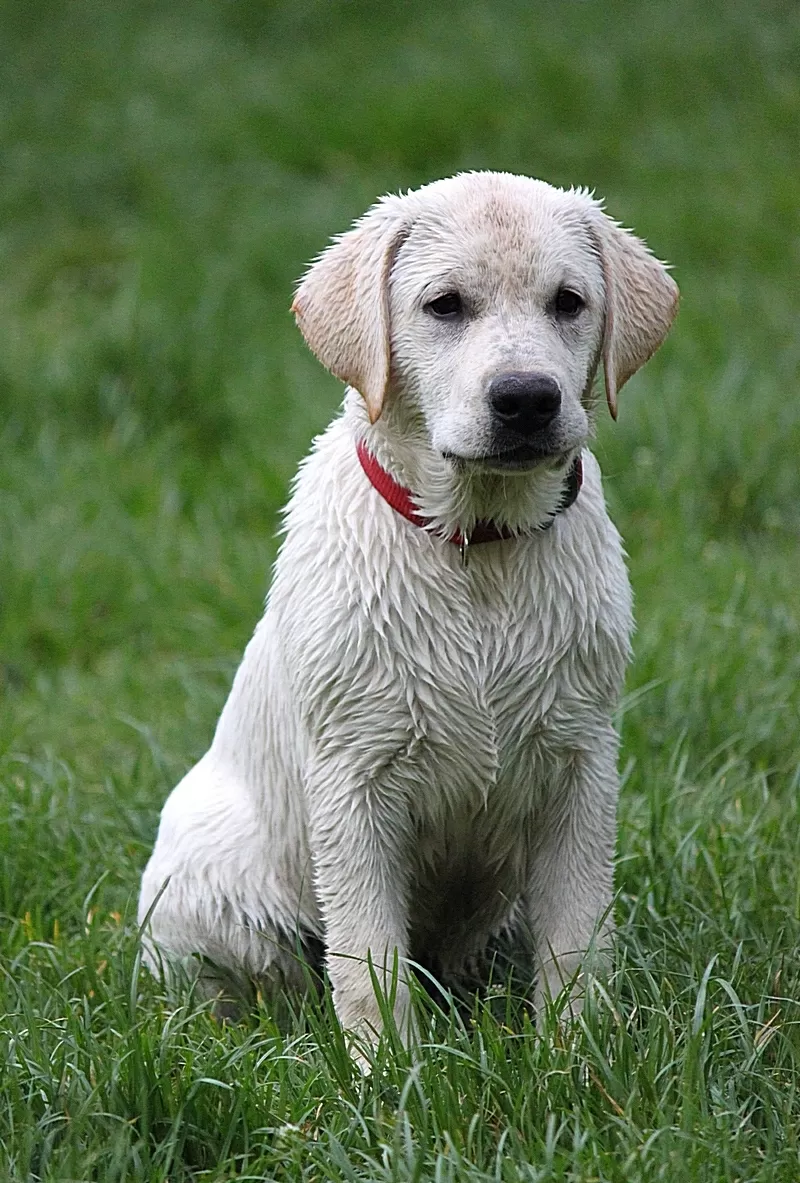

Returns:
1,0,799,1178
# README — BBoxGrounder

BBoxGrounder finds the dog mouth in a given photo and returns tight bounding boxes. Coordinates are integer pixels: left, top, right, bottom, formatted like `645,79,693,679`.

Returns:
442,445,570,474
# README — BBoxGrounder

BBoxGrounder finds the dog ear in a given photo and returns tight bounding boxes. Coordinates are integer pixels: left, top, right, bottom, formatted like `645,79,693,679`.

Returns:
291,199,409,424
589,212,679,419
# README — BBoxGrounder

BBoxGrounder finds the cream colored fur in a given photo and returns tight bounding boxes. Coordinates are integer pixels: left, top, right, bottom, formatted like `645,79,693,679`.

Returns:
138,172,678,1049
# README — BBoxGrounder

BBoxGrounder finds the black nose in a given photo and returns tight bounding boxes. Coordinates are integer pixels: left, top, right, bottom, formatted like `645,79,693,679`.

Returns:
488,372,562,436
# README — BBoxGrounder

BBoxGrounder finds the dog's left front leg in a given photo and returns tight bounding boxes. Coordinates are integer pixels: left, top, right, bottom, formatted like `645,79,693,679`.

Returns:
526,727,620,1025
307,755,413,1049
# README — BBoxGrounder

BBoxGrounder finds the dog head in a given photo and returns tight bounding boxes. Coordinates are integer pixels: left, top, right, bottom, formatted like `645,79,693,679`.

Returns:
293,172,678,473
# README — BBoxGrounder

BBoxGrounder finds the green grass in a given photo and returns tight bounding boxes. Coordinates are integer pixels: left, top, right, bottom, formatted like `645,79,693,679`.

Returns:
2,0,799,1178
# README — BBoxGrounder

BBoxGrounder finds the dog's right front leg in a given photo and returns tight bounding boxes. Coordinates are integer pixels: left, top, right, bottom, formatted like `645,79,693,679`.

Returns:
307,756,413,1049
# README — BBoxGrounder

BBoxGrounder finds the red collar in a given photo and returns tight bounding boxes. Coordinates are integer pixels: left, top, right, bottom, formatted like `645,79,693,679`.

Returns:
356,439,582,551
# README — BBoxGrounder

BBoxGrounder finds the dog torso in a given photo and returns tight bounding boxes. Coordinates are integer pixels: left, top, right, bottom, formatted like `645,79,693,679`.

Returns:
203,401,631,972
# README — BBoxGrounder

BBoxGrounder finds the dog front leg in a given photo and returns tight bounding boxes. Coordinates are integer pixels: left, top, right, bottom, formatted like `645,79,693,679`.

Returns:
527,729,620,1024
307,762,413,1049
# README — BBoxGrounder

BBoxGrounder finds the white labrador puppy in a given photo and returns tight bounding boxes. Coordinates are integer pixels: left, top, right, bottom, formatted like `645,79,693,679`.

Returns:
139,171,678,1045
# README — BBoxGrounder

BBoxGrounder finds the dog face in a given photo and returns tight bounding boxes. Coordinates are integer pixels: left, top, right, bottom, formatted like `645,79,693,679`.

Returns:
387,177,607,471
293,172,678,471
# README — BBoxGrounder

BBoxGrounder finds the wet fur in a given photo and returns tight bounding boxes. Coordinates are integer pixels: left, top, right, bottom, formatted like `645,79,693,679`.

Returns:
138,172,677,1046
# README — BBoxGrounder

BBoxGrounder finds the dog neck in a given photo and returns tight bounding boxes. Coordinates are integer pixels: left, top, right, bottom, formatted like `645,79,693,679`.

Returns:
346,390,583,539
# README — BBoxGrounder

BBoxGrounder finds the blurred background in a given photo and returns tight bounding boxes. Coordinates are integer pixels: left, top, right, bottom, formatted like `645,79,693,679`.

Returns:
1,0,798,941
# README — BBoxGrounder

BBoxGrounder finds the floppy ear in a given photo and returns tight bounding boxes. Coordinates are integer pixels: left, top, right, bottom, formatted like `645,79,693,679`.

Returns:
590,212,679,419
291,199,410,424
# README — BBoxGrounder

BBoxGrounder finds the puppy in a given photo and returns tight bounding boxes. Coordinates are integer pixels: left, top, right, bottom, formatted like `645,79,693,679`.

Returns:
138,171,678,1046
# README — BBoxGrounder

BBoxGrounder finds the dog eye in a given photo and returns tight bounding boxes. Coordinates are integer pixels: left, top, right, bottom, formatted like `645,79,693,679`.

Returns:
554,288,585,317
425,292,463,319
